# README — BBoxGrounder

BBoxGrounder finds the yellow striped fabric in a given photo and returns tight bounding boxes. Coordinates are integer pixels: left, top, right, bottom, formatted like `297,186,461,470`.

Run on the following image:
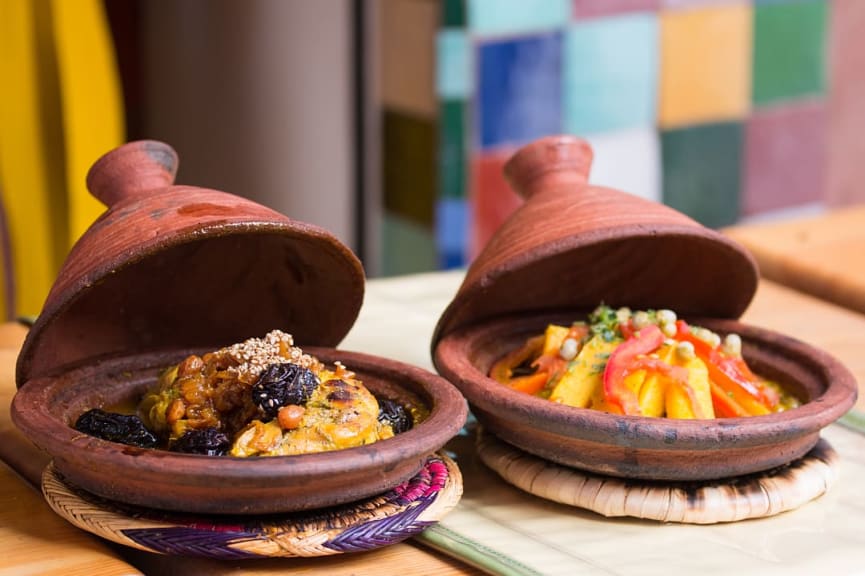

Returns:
0,0,124,319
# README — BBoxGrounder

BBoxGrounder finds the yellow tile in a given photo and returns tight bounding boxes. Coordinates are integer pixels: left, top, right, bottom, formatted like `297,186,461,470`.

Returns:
658,3,752,129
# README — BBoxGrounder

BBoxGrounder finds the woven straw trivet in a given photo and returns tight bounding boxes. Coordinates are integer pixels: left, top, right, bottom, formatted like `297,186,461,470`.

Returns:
42,453,462,559
477,431,838,524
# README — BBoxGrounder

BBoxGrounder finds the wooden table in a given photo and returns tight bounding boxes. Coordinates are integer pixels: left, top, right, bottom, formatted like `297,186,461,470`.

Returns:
725,205,865,316
2,269,864,574
0,326,144,575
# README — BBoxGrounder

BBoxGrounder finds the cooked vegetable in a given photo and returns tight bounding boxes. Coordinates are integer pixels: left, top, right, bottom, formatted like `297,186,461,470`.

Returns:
603,324,665,415
230,377,391,457
548,335,617,408
673,320,778,415
490,305,799,419
74,331,419,456
489,334,547,394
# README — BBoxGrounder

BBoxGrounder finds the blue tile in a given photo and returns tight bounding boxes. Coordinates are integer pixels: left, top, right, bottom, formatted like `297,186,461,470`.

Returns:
468,0,570,36
435,198,470,257
437,29,473,99
439,251,466,269
563,13,658,135
478,32,563,149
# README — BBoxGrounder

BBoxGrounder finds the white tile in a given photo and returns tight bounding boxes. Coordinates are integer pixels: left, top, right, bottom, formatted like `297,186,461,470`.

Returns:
584,127,661,203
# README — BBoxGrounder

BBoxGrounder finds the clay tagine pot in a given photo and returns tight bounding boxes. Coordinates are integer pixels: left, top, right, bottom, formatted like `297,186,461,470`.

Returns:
12,140,467,514
432,135,857,482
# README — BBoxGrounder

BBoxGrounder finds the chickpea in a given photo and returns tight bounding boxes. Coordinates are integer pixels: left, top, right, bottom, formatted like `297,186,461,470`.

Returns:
661,322,677,337
656,309,677,325
559,338,579,360
675,341,696,360
723,333,743,357
633,311,651,329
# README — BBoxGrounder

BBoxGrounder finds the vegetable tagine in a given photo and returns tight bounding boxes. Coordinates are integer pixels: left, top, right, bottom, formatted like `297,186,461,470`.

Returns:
74,330,422,455
490,306,799,418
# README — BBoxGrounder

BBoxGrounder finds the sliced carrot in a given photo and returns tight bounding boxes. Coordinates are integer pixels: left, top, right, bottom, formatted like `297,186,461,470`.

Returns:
674,320,773,415
507,371,549,395
490,335,544,383
710,381,751,418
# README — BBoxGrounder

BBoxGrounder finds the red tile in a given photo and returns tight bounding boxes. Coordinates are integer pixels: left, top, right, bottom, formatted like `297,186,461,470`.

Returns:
470,151,523,259
743,101,826,216
828,0,865,207
573,0,660,19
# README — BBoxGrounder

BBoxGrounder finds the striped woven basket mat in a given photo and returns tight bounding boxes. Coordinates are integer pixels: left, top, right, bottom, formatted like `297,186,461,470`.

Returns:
42,452,462,559
476,431,838,524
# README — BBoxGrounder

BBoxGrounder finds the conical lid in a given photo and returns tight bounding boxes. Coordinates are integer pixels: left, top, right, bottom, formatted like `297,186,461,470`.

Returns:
432,135,758,347
17,141,365,386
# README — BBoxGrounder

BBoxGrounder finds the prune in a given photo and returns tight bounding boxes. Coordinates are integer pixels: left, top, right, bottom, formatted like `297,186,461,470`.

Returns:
74,409,159,448
172,428,231,456
252,362,320,419
377,399,412,434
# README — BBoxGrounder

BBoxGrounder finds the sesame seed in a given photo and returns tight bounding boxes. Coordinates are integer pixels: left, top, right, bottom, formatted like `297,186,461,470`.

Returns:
216,330,329,380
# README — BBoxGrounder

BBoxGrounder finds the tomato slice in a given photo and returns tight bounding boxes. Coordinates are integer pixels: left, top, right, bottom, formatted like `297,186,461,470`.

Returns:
603,325,664,415
619,319,636,340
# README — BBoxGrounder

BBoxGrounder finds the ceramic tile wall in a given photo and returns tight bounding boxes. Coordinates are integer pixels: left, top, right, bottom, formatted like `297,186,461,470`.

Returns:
380,0,440,275
380,0,860,274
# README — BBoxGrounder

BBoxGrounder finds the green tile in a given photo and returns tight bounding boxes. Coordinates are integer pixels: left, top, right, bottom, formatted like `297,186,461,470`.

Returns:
753,1,827,105
381,211,439,276
383,109,436,226
438,100,466,199
443,0,465,27
661,122,743,228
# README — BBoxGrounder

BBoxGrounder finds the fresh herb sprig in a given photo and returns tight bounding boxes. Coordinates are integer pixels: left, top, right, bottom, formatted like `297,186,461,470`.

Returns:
589,304,621,342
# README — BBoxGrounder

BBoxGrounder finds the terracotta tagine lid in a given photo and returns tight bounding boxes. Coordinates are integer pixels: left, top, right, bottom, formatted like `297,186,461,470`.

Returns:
433,135,759,347
17,140,365,386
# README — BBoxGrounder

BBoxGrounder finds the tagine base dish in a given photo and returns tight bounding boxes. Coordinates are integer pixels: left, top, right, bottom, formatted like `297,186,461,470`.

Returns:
42,453,461,559
476,431,837,524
